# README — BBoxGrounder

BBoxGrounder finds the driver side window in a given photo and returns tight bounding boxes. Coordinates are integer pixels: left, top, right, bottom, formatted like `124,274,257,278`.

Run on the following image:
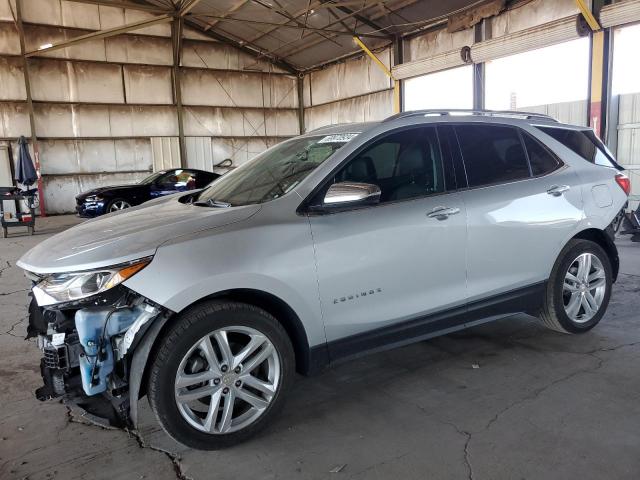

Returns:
334,127,445,203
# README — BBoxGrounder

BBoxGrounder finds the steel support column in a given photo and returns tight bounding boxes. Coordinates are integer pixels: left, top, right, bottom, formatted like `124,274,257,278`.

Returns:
297,76,305,135
577,0,611,139
171,16,187,168
16,0,46,216
393,35,404,111
473,20,488,111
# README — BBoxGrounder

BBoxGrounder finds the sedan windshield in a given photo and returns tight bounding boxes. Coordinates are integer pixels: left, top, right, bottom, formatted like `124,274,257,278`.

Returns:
196,133,359,206
139,171,165,184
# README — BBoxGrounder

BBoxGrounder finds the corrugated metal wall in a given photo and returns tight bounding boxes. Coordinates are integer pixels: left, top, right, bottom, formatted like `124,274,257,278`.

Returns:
616,92,640,208
0,0,299,213
302,48,394,132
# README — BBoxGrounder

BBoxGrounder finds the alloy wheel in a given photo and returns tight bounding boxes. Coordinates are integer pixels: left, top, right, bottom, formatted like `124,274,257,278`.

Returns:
109,200,131,212
174,326,280,434
562,253,607,323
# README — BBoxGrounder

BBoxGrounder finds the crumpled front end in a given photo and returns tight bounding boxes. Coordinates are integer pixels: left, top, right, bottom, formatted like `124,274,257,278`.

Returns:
26,282,168,427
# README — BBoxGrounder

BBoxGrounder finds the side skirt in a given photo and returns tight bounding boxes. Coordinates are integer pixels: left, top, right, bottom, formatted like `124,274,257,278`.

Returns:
320,281,546,366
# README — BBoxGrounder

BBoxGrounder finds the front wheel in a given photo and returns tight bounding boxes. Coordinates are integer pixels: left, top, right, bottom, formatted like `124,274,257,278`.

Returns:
148,301,294,450
107,198,131,213
539,239,612,333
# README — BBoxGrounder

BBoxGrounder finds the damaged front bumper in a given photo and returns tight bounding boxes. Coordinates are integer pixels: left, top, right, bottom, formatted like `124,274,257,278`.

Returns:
28,285,168,427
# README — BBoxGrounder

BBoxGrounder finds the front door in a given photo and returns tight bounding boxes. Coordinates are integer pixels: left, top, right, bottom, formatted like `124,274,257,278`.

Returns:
308,126,468,353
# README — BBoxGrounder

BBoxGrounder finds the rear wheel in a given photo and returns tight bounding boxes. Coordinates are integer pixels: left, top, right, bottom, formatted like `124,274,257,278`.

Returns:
539,239,612,333
148,301,294,450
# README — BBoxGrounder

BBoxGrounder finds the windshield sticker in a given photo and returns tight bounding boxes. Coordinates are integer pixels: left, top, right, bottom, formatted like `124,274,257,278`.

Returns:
317,133,359,144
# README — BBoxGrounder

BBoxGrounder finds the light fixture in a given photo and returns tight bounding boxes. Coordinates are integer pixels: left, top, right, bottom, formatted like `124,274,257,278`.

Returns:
39,43,53,50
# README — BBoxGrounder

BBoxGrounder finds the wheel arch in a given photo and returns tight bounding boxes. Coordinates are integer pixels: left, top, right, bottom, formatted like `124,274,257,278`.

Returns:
128,288,328,428
570,227,619,282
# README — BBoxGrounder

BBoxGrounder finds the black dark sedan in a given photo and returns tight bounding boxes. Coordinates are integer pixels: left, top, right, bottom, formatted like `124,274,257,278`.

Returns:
75,168,220,218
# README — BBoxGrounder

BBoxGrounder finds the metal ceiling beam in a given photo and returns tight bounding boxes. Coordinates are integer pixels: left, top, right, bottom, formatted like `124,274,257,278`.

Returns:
64,0,172,14
250,0,341,46
193,14,387,38
25,14,173,57
240,0,325,45
333,2,387,34
203,0,251,31
183,17,300,73
179,0,203,16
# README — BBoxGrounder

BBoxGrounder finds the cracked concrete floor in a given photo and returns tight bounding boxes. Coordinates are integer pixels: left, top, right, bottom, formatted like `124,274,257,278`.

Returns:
1,215,639,480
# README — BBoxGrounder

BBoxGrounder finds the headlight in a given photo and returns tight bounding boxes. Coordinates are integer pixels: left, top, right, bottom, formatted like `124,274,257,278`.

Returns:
32,257,152,306
85,195,102,202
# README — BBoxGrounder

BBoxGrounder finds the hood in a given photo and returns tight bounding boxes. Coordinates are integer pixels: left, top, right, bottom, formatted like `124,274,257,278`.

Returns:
18,196,261,274
77,184,143,198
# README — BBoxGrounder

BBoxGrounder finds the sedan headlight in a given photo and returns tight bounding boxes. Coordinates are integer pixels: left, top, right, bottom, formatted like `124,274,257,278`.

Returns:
32,257,152,306
84,195,103,202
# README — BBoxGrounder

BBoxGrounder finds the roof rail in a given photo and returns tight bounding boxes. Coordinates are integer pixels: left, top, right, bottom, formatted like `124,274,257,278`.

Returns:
383,109,558,123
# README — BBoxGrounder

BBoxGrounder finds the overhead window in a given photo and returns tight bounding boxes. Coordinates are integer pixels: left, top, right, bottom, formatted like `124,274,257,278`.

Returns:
485,39,589,122
404,66,473,111
456,125,530,188
522,134,561,176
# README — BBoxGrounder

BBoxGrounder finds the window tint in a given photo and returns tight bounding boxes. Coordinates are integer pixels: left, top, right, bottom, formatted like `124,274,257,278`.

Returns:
334,127,445,203
455,125,530,187
523,133,561,176
537,127,617,168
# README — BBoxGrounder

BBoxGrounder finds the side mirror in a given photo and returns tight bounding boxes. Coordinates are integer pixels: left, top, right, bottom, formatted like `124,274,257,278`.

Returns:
322,182,381,209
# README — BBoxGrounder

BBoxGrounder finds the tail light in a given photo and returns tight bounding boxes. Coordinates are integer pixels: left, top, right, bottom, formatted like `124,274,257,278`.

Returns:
615,173,631,196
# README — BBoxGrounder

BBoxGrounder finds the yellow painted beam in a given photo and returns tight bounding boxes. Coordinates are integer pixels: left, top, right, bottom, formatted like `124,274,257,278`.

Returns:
589,30,606,136
574,0,601,31
353,36,400,113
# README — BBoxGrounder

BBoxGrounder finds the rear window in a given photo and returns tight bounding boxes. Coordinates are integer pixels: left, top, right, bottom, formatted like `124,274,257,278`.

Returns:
537,126,620,169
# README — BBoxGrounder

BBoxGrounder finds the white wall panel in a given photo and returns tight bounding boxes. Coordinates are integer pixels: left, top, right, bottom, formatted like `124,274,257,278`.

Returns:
151,137,180,171
123,65,172,104
0,57,26,100
308,48,392,106
181,70,296,108
29,59,124,103
516,100,588,126
106,35,172,65
491,0,579,37
40,138,151,174
113,106,178,137
0,103,31,137
183,107,298,137
0,22,20,55
406,27,473,63
304,90,393,131
0,0,14,21
182,39,281,72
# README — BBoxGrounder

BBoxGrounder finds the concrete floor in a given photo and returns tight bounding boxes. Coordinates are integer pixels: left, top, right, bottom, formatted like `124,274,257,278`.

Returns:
1,215,639,480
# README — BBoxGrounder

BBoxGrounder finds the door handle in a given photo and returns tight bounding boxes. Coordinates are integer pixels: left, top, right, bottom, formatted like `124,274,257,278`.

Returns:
427,206,460,220
547,185,570,196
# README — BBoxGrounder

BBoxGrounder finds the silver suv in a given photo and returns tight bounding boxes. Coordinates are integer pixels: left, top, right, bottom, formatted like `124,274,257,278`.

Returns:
18,110,630,449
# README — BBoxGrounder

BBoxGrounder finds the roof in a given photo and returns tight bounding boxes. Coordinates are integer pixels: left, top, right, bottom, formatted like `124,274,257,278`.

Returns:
140,0,486,72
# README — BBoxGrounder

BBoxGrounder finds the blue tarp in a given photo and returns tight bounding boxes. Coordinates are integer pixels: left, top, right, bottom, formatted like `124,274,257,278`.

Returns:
15,136,37,187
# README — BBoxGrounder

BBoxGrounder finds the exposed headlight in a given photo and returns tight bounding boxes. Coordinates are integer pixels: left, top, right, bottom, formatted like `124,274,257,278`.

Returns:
84,195,103,202
32,257,152,306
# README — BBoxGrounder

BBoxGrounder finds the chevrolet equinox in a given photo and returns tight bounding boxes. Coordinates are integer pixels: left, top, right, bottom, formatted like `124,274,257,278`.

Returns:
18,110,630,449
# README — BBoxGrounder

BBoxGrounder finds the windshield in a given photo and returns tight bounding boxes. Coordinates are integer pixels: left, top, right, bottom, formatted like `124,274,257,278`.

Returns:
139,171,166,185
196,133,359,206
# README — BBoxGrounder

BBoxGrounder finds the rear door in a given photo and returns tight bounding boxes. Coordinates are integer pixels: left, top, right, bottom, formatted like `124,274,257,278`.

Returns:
455,123,583,303
307,125,468,351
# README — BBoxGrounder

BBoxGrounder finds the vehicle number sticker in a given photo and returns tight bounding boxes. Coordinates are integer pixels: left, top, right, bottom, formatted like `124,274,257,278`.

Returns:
318,133,359,144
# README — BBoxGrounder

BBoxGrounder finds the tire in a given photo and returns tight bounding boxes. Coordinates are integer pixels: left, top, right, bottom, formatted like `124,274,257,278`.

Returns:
539,239,612,334
106,198,131,213
148,300,295,450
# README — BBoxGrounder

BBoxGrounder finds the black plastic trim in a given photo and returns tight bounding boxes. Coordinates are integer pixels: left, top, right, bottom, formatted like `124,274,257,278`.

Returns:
324,281,546,365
